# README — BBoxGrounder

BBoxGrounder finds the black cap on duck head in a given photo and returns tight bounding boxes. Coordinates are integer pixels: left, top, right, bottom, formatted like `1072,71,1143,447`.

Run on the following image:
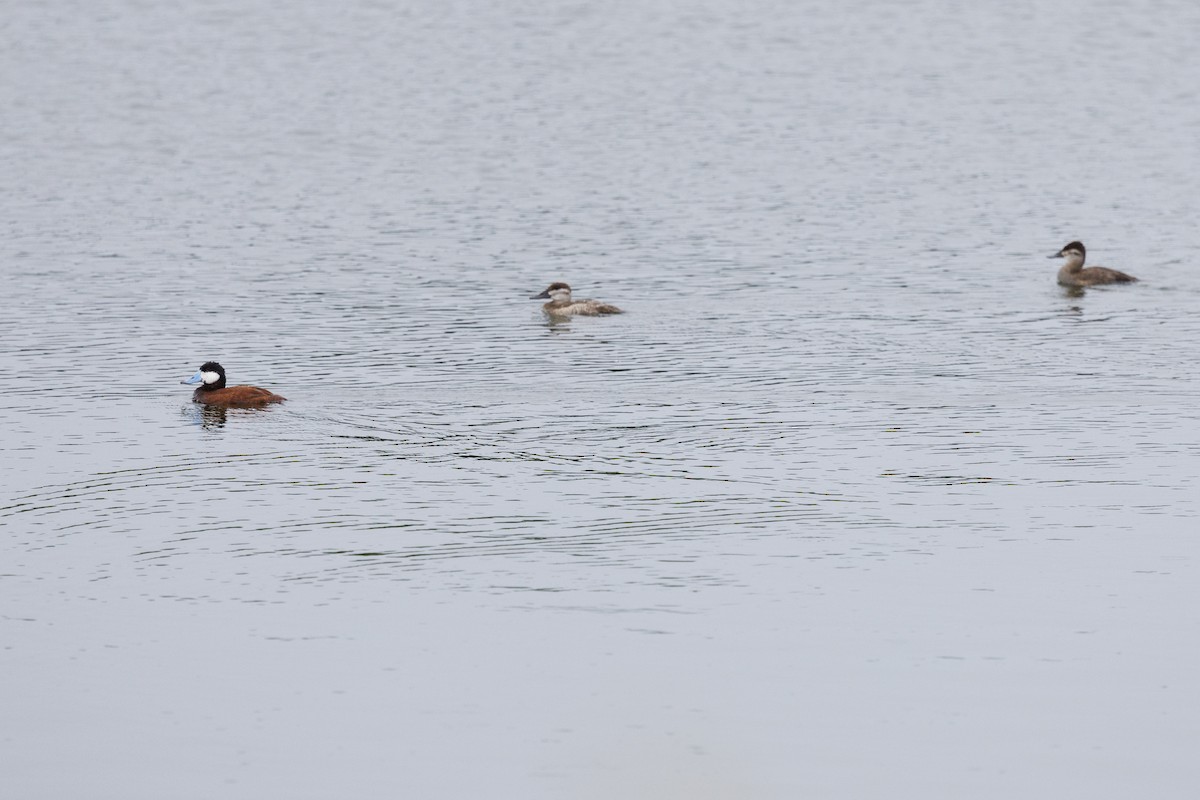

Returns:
182,361,226,388
531,282,572,300
1051,241,1086,259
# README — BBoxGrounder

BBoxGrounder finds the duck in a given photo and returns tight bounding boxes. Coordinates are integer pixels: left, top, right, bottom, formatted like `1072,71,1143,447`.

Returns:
1050,241,1138,287
181,362,285,407
530,282,623,316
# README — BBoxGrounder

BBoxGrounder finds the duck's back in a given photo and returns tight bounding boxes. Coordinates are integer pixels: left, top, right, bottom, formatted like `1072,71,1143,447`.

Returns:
194,385,286,407
555,299,623,316
1076,266,1137,286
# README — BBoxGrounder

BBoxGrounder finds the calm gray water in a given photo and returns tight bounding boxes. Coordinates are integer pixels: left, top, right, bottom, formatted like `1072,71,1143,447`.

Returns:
3,0,1200,797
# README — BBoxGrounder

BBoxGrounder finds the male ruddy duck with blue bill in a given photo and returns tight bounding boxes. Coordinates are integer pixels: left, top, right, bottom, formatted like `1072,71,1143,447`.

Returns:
1050,241,1138,287
530,282,623,317
182,362,285,407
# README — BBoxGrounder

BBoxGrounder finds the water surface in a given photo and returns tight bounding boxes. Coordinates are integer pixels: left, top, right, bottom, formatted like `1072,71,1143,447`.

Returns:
3,1,1200,797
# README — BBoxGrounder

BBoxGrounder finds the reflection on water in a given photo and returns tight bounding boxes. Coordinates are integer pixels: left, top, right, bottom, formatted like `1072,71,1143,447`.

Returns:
183,402,289,430
192,404,227,429
3,0,1200,796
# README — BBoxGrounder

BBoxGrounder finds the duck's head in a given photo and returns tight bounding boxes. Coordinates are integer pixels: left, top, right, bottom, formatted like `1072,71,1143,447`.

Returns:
531,282,572,303
182,361,226,389
1050,241,1086,264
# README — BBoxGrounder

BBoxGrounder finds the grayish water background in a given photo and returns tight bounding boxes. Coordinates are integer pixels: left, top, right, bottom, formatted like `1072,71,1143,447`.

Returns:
3,0,1200,796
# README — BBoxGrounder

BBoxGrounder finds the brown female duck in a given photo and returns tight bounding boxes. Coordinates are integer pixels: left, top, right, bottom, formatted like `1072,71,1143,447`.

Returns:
530,282,623,317
1051,241,1137,287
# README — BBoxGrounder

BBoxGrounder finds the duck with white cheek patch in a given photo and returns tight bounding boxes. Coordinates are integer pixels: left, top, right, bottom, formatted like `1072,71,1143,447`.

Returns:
1050,241,1138,287
181,361,286,407
530,282,623,317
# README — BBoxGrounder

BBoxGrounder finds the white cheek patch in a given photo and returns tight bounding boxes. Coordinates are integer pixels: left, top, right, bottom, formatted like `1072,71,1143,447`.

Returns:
201,371,221,385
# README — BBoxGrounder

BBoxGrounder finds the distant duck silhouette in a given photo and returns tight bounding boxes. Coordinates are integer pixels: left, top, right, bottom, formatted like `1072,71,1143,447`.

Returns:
181,362,285,407
1050,241,1137,287
530,282,623,317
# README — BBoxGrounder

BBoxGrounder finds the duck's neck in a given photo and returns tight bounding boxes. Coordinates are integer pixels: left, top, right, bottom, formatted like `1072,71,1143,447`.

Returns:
1060,252,1085,273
